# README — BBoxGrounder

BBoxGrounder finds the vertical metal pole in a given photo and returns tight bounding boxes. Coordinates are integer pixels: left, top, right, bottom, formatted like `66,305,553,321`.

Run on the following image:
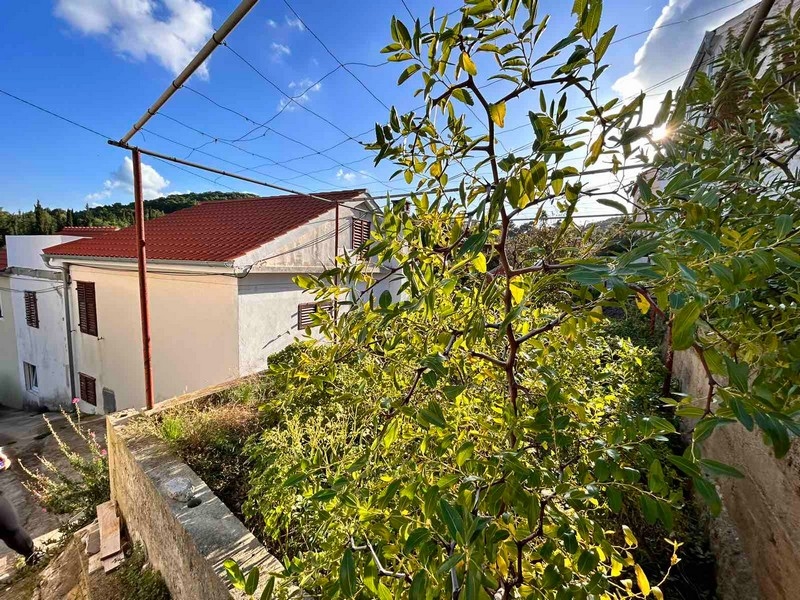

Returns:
132,149,155,410
333,200,340,321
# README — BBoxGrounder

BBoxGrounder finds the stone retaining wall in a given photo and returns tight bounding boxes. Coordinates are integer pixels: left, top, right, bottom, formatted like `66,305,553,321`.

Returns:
107,409,281,600
674,349,800,600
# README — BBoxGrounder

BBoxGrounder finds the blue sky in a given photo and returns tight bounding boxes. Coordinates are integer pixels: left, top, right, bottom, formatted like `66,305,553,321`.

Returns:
0,0,759,215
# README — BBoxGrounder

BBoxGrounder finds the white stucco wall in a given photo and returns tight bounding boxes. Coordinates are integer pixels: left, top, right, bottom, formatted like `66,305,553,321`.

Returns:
236,273,323,375
67,264,241,412
0,274,23,409
6,235,81,270
10,274,72,410
234,202,372,272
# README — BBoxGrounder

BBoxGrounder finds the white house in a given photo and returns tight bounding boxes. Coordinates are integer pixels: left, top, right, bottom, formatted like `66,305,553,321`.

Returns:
34,189,398,414
0,248,24,409
2,234,95,411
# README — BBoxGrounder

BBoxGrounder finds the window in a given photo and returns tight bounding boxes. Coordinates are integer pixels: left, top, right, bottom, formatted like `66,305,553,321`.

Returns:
23,363,38,393
297,301,332,329
24,291,38,328
79,373,97,406
76,281,98,336
351,218,371,249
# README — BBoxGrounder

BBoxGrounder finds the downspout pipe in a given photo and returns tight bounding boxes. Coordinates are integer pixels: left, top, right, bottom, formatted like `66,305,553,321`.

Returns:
62,264,76,399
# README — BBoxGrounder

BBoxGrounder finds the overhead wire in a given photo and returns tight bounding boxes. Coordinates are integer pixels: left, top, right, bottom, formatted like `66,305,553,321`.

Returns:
283,0,392,111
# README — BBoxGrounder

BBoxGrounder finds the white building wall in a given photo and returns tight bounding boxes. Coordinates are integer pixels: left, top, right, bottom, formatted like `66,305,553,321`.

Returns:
10,274,72,410
0,274,23,409
237,273,322,375
5,235,81,411
67,265,242,412
7,235,81,270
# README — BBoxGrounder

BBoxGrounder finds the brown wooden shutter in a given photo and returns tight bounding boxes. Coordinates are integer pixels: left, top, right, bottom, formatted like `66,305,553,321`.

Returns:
351,218,371,249
76,281,98,336
79,373,97,406
297,301,332,329
24,291,39,328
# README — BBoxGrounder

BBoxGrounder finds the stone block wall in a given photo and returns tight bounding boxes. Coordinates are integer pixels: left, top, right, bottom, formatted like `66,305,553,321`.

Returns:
107,410,281,600
673,349,800,600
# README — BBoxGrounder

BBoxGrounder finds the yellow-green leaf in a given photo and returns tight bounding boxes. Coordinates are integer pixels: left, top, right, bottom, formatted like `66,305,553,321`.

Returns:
510,280,524,304
651,586,664,600
489,102,506,128
460,52,477,76
634,564,650,596
622,525,638,547
472,253,487,273
635,293,650,315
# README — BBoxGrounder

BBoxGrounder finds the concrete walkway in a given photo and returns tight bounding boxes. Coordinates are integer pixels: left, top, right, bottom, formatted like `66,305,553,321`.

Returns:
0,406,106,582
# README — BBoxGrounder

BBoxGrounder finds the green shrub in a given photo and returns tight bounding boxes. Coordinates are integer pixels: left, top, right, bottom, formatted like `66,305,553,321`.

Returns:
19,409,109,532
116,545,171,600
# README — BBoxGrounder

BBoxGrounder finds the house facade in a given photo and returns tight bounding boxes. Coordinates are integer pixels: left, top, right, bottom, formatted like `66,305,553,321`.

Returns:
2,234,88,411
0,249,23,409
32,189,397,414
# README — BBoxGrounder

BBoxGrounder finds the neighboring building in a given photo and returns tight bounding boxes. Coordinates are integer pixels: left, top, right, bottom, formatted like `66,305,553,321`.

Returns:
0,248,24,409
39,189,395,413
683,0,794,89
3,234,88,411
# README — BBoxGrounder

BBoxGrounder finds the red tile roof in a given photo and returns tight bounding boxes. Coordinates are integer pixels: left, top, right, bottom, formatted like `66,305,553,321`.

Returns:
0,248,7,271
59,226,119,237
43,190,366,263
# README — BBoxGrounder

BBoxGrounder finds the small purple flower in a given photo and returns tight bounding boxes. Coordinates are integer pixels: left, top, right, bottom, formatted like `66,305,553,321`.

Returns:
72,398,80,405
100,449,107,457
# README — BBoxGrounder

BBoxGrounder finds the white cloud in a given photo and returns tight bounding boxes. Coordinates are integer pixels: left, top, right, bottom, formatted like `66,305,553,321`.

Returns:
612,0,759,119
285,14,305,31
271,42,291,59
278,78,322,111
266,19,277,28
336,169,358,182
86,156,170,202
55,0,214,78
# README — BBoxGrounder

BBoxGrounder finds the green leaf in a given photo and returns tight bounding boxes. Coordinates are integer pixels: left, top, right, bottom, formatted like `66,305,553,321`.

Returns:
437,551,465,575
443,385,466,400
724,357,749,393
404,528,432,553
672,300,701,351
596,198,628,214
774,247,800,268
700,459,744,479
775,215,793,238
410,571,428,599
687,229,721,253
398,63,421,85
648,459,665,493
452,88,474,106
438,499,464,539
489,102,507,128
260,576,275,600
654,90,674,126
693,476,722,515
419,401,447,428
667,454,702,478
245,567,260,595
455,441,474,467
223,559,245,590
582,0,602,38
595,25,616,61
730,397,754,431
339,548,356,597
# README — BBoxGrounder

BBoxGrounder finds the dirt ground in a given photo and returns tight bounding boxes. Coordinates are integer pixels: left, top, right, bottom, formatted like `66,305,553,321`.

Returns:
0,406,106,589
